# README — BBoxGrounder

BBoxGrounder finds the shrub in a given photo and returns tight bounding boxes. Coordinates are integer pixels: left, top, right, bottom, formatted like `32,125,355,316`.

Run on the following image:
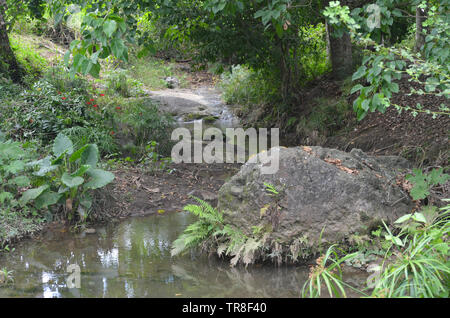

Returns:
115,99,175,157
24,133,115,222
0,131,115,231
370,204,450,298
302,246,360,298
0,66,118,156
104,68,145,98
219,65,278,110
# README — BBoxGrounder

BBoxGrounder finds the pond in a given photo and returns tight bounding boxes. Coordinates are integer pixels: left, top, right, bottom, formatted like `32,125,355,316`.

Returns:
0,212,318,298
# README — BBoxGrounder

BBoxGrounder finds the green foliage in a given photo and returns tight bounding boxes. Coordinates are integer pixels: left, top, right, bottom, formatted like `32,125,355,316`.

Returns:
220,65,278,109
302,245,360,298
325,1,450,120
3,0,46,32
127,54,186,90
0,130,115,234
0,268,14,285
115,99,175,157
61,126,117,157
264,182,280,196
24,133,115,222
0,137,42,243
171,197,224,257
103,68,145,98
370,202,450,298
172,197,274,266
65,13,129,78
0,65,118,155
140,141,173,174
46,0,329,108
300,200,450,298
295,96,352,139
10,33,49,78
0,139,33,209
171,197,263,266
406,168,449,200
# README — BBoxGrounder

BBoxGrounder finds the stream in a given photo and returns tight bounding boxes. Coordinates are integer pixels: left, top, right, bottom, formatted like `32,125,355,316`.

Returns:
0,212,312,298
0,87,367,298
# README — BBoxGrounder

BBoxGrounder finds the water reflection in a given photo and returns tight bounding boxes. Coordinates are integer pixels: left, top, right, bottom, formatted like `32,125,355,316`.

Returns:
0,212,313,298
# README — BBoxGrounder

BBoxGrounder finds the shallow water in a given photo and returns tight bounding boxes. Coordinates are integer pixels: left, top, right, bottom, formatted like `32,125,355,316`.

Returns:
0,212,316,298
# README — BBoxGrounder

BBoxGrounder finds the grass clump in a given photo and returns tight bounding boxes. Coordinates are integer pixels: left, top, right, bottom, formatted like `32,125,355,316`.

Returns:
127,54,188,90
302,202,450,298
9,33,49,78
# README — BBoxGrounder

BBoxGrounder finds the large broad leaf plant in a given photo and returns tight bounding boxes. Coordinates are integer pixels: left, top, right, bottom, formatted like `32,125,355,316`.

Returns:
20,133,114,221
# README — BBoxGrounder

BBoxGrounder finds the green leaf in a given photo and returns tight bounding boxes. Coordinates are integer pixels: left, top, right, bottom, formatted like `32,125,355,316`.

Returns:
61,173,84,188
5,160,25,174
425,77,439,92
89,62,101,78
350,84,363,94
394,214,412,224
428,168,449,185
103,20,118,37
84,169,114,189
0,142,24,159
412,212,427,224
81,144,99,167
410,183,429,200
19,185,49,206
389,82,399,93
79,193,92,209
8,176,30,187
30,157,59,177
352,66,367,81
0,192,14,204
72,53,85,70
71,165,91,177
69,40,80,51
64,51,71,66
361,99,370,111
35,191,62,209
69,144,89,163
53,133,74,157
392,236,404,247
110,38,125,59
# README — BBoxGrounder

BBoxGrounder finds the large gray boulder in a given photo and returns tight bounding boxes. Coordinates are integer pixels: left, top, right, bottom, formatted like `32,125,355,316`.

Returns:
217,146,414,260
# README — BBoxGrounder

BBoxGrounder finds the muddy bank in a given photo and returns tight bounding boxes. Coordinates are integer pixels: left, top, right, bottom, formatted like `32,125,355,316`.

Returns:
104,162,241,219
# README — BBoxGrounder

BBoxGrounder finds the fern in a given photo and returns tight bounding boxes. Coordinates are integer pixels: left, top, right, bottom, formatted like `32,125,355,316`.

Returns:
171,196,266,266
183,196,223,224
171,197,224,257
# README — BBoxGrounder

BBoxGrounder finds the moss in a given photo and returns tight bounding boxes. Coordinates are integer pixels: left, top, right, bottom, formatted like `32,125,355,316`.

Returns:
202,115,219,123
184,113,207,121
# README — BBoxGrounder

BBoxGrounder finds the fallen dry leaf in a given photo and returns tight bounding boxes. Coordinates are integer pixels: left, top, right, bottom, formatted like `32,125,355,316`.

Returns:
324,158,359,174
302,146,313,154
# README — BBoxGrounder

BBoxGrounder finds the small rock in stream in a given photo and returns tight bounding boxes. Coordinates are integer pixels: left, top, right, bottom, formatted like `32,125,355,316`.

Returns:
84,228,96,234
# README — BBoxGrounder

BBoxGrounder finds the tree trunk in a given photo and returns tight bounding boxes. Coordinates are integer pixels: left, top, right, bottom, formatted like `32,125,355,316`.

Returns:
414,6,426,53
327,24,353,80
0,0,23,82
